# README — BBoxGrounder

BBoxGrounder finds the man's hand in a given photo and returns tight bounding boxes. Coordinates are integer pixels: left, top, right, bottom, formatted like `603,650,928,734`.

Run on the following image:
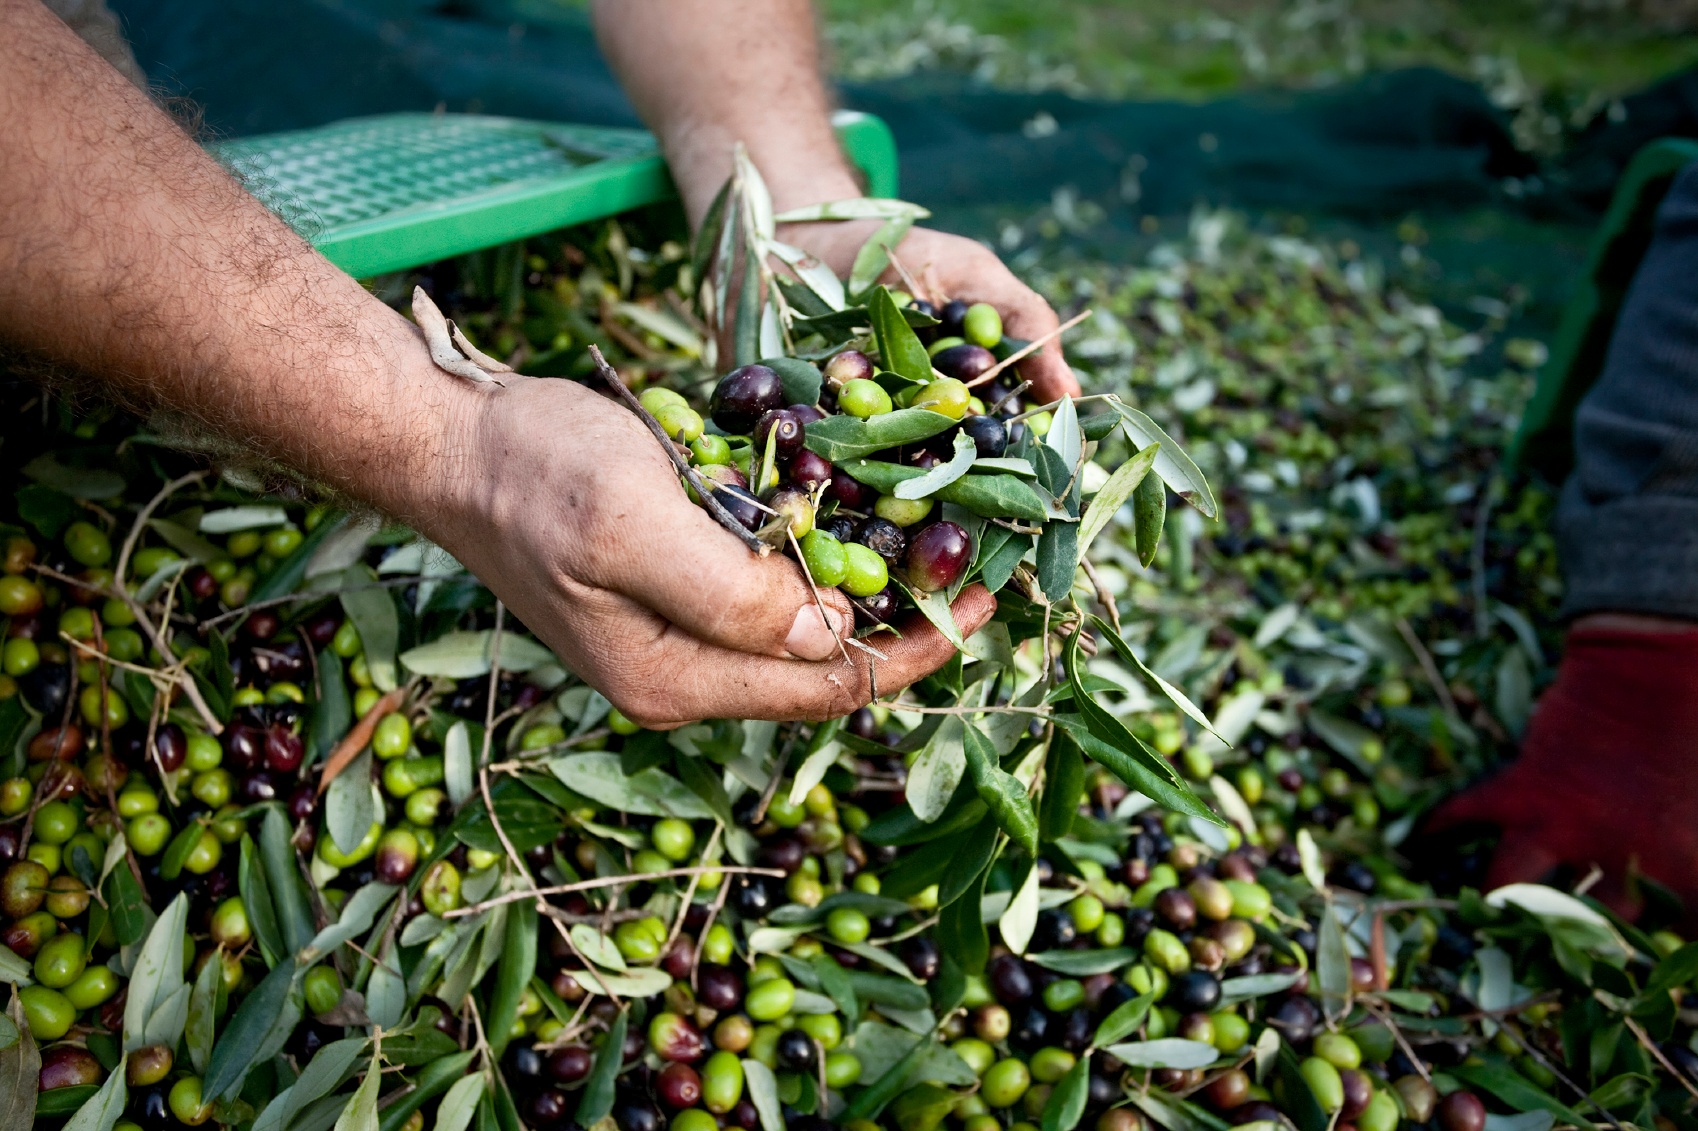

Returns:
777,220,1081,402
439,376,995,726
594,0,1080,403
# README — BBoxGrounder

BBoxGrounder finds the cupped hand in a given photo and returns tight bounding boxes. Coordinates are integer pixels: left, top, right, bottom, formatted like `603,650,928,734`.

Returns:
778,219,1082,403
427,374,995,727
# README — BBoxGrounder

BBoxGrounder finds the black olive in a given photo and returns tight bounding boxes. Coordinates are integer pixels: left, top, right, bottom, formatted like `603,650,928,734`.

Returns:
854,518,908,568
1031,908,1077,951
988,954,1034,1004
776,1029,817,1071
1165,970,1222,1014
18,663,70,717
1123,907,1156,947
959,413,1008,457
612,1092,663,1131
730,875,775,918
901,936,941,981
1057,1007,1092,1052
1010,1005,1050,1050
1267,995,1321,1044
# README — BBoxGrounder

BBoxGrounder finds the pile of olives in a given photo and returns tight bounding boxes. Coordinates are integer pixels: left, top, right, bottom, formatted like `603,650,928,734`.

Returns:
654,295,1028,628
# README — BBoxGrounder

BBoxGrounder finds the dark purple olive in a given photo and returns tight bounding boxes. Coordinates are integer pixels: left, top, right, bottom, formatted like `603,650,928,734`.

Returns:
905,521,971,593
1268,994,1321,1043
19,663,70,718
790,403,826,426
852,586,899,629
244,610,281,641
960,413,1008,457
1202,1069,1252,1111
901,937,941,980
777,1028,817,1071
507,1043,544,1082
830,471,876,511
709,365,785,433
1123,906,1155,945
187,568,219,602
253,637,308,682
823,350,874,389
1154,888,1197,930
1031,908,1077,952
239,771,280,803
134,1085,171,1131
528,1089,569,1126
697,965,744,1011
222,723,264,772
657,1062,702,1108
788,449,833,491
731,874,777,917
1333,860,1377,894
302,609,342,648
712,485,766,532
547,1046,592,1085
151,723,187,773
1231,1102,1283,1125
1010,1004,1050,1049
613,1093,663,1131
1437,1092,1486,1131
823,514,858,543
730,1100,759,1129
846,708,879,740
932,343,997,383
855,518,908,567
938,299,970,339
1166,970,1221,1013
758,835,806,874
755,409,805,460
39,1046,102,1091
264,725,304,773
989,954,1034,1004
1340,1069,1373,1119
1058,1007,1092,1052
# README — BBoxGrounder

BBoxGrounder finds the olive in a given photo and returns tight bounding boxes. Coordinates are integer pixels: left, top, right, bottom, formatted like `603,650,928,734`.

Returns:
851,518,905,568
932,299,968,339
823,349,874,389
776,1028,817,1071
788,449,834,491
713,1015,754,1054
1301,1056,1345,1112
754,409,805,460
1123,906,1155,946
765,486,814,539
39,1045,103,1091
657,1061,703,1108
839,378,894,419
612,1092,663,1131
697,964,744,1011
29,723,83,763
932,343,997,383
959,413,1008,457
901,936,941,980
840,543,889,598
731,874,776,917
1394,1076,1438,1123
222,723,264,771
264,725,304,773
18,985,73,1041
1268,994,1321,1043
374,828,420,884
134,1085,171,1131
648,1011,704,1062
910,377,972,420
712,485,766,532
1165,970,1221,1013
1,860,48,918
1230,1102,1282,1125
827,907,871,944
420,860,462,916
799,530,849,588
1153,888,1197,930
1188,876,1233,921
827,468,876,513
526,1090,569,1127
34,931,87,988
905,521,970,592
1,911,54,959
1202,1069,1252,1111
128,1044,174,1087
710,364,786,433
545,1045,592,1085
989,954,1034,1004
873,493,932,527
1011,1005,1050,1049
1339,1068,1373,1119
982,1059,1032,1109
1437,1091,1486,1131
19,663,70,717
745,978,796,1022
1031,1047,1077,1084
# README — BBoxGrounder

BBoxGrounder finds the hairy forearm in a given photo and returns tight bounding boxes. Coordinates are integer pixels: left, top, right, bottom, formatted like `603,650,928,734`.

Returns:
592,0,860,223
0,1,475,525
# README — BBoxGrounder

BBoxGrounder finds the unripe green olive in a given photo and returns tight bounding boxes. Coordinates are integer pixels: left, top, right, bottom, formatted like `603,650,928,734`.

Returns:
190,770,233,809
331,620,362,657
0,575,44,616
64,520,113,570
79,683,128,729
372,712,412,759
651,818,696,863
607,707,641,735
825,1051,862,1088
118,782,159,817
304,965,343,1017
128,1044,174,1087
33,800,78,845
64,964,120,1010
0,776,29,816
982,1058,1032,1109
1030,1047,1076,1084
1223,880,1271,921
701,1049,744,1113
712,1015,753,1054
963,303,1002,348
798,1012,841,1050
800,531,848,588
19,985,75,1040
185,731,222,772
183,829,223,875
838,379,893,419
25,842,59,875
128,813,172,856
33,931,88,989
169,1077,212,1126
382,755,443,798
1211,1011,1250,1052
909,377,971,420
826,907,871,945
318,821,382,868
1301,1056,1345,1112
874,494,932,527
44,875,89,919
2,638,38,677
1068,893,1105,934
1144,928,1191,974
1358,1090,1398,1131
744,978,795,1022
701,923,734,966
1042,980,1084,1013
405,789,446,826
1315,1032,1362,1070
420,860,463,916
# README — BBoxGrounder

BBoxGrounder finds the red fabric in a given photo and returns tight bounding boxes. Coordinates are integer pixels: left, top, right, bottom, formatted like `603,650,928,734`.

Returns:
1428,625,1698,919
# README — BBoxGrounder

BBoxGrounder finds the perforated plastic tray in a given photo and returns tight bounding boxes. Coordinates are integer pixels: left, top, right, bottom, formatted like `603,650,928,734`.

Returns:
213,110,899,278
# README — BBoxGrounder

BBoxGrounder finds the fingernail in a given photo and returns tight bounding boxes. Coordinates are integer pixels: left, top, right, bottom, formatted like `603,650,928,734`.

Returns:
786,605,843,661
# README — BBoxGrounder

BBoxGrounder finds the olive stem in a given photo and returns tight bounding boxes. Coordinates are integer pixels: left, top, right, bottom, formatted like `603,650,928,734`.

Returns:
1625,1016,1698,1105
965,309,1093,389
439,865,787,918
662,823,722,955
989,380,1031,417
1393,616,1461,721
586,343,772,558
1003,392,1121,425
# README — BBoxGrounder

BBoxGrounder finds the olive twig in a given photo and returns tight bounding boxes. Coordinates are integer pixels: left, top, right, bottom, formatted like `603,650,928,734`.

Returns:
586,344,772,558
662,823,722,954
690,864,735,994
1393,617,1461,721
989,380,1031,416
1003,392,1122,424
965,309,1093,389
1625,1016,1698,1105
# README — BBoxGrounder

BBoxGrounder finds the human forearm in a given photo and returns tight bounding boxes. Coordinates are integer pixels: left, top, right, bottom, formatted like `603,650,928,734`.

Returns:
592,0,859,223
0,1,476,525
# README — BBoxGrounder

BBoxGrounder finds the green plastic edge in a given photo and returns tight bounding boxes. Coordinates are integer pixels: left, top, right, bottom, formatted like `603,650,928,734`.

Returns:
1508,137,1698,478
298,110,899,279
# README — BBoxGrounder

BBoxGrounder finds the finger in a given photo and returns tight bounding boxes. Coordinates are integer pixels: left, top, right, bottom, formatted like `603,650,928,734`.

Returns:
569,418,856,661
593,585,998,726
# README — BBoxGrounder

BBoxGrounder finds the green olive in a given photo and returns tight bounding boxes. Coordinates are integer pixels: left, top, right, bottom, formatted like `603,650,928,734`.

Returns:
117,780,159,815
169,1077,212,1126
690,434,733,466
1030,1047,1076,1085
33,932,88,989
63,964,119,1010
800,530,849,588
331,620,362,657
318,821,382,868
304,965,343,1016
1223,880,1270,920
127,814,172,857
371,712,412,759
1212,1011,1250,1052
353,687,381,716
0,576,44,616
44,875,89,919
1301,1056,1345,1112
963,303,1003,348
405,789,446,827
1068,893,1105,934
0,777,29,817
211,897,252,947
927,336,965,357
981,1058,1032,1109
191,769,233,809
909,377,972,420
128,1044,174,1087
2,638,38,678
826,907,871,945
420,860,463,916
19,985,75,1040
825,1051,862,1088
59,606,97,642
1314,1032,1362,1069
520,724,566,751
64,522,112,568
873,494,933,528
840,543,889,598
183,829,223,875
745,978,796,1022
655,403,705,442
701,1049,744,1113
105,628,144,663
672,1110,717,1131
131,546,181,579
839,379,893,419
79,683,127,729
701,923,734,966
1144,928,1191,974
33,800,78,846
263,526,303,558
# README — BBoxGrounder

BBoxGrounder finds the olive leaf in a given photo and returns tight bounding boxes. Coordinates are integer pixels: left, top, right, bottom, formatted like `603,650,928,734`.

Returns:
841,460,1050,522
326,752,376,857
123,893,190,1052
204,958,297,1100
1094,989,1156,1047
892,579,966,650
1114,402,1217,518
399,630,554,680
1317,902,1352,1020
435,1074,487,1131
0,989,39,1131
869,285,932,384
1105,1039,1220,1069
251,1037,368,1131
1077,442,1157,560
905,716,966,823
742,1059,786,1131
1042,1056,1091,1131
1132,459,1167,568
548,753,715,819
803,409,956,463
961,723,1038,856
999,859,1041,955
185,943,223,1076
1092,616,1228,745
895,431,977,500
484,897,537,1058
339,568,398,691
772,199,930,223
575,1008,627,1128
444,721,475,807
850,219,914,299
331,1048,382,1131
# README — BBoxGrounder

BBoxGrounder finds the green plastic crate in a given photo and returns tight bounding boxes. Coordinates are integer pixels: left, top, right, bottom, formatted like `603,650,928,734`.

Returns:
213,109,899,279
1509,137,1698,478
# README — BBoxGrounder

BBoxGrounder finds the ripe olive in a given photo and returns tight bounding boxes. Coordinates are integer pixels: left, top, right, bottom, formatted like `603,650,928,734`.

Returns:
852,585,899,628
776,1027,817,1071
754,409,805,460
1165,970,1222,1013
1436,1090,1486,1131
1154,887,1197,930
128,1044,175,1087
546,1045,592,1085
1269,994,1321,1043
39,1045,103,1091
1339,1068,1374,1119
1394,1076,1438,1123
989,954,1034,1003
710,364,786,433
712,485,766,532
765,485,814,539
788,449,834,491
648,1011,705,1062
905,521,971,592
823,349,874,389
932,344,997,384
656,1061,702,1108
